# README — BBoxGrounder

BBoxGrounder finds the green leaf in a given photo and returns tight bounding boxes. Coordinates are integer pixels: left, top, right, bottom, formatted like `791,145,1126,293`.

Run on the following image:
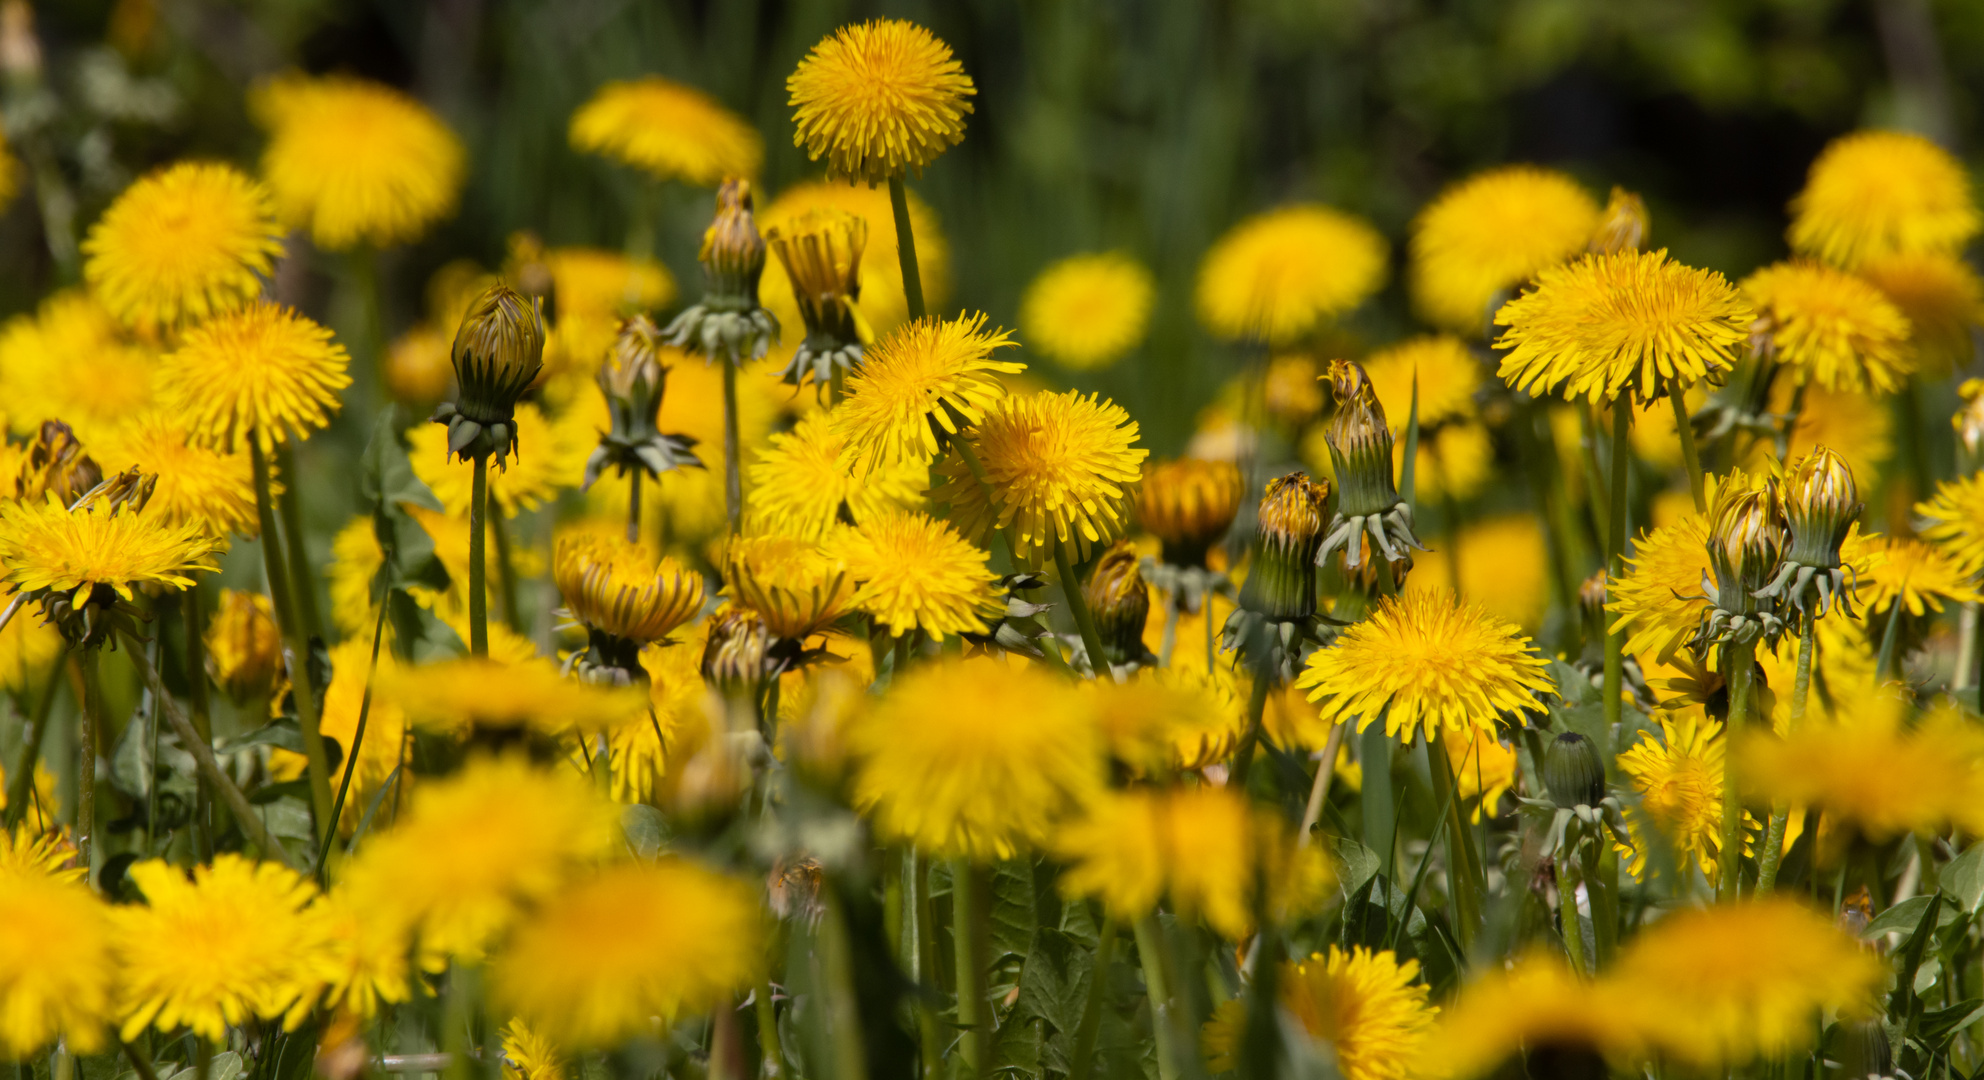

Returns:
215,719,305,755
362,407,442,513
1920,999,1984,1049
1332,836,1381,900
258,798,316,841
622,804,668,858
1888,891,1943,1022
1943,843,1984,913
1863,895,1948,938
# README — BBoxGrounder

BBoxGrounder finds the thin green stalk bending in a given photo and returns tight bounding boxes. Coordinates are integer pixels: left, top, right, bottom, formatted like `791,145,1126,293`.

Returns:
274,441,325,642
468,454,490,657
722,360,743,534
1427,733,1483,951
888,178,927,321
76,647,104,884
1054,538,1113,681
318,597,390,877
1758,620,1816,892
1131,914,1181,1080
1671,390,1707,514
2,651,66,830
1717,639,1759,901
952,858,989,1080
1603,401,1631,732
250,438,334,833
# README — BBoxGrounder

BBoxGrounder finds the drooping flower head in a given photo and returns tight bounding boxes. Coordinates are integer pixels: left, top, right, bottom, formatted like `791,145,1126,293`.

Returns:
1138,458,1243,569
553,531,704,675
1741,260,1911,394
251,73,466,250
1197,204,1388,344
570,77,763,186
759,180,948,346
834,313,1022,475
81,162,283,333
1201,947,1435,1080
1021,251,1156,370
720,534,855,642
1788,130,1979,269
934,388,1149,568
826,508,1002,642
787,19,976,184
1494,249,1751,405
159,301,352,452
1295,588,1554,744
0,868,114,1059
1410,166,1600,334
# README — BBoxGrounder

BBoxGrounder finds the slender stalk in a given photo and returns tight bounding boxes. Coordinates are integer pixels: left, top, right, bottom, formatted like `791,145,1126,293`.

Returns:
1131,914,1180,1080
1603,402,1631,732
1228,669,1272,791
1205,597,1217,673
1158,602,1180,666
2,651,66,830
909,851,942,1079
1959,602,1980,692
350,247,386,402
1671,391,1706,514
952,858,989,1080
1585,840,1620,968
442,963,478,1080
143,633,159,856
468,454,490,657
490,509,523,634
1554,844,1588,974
820,889,869,1080
1298,722,1349,848
888,178,927,321
119,1042,160,1080
627,470,642,544
1054,538,1113,680
75,646,103,884
181,590,213,859
250,438,333,833
754,978,782,1079
274,441,325,642
1759,619,1816,893
1427,733,1482,951
1360,725,1396,875
318,597,390,877
723,360,743,534
1876,600,1904,684
1067,919,1117,1080
1717,638,1759,901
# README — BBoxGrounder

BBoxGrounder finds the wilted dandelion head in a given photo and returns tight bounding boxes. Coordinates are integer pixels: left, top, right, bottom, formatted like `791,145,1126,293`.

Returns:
1410,166,1600,334
720,533,856,641
1020,252,1156,370
571,76,763,186
1742,260,1911,394
1197,204,1388,344
787,19,976,184
1789,130,1979,269
158,301,352,452
82,162,284,333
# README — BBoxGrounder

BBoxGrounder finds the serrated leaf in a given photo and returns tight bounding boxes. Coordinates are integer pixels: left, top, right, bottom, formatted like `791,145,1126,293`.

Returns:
1943,843,1984,913
1332,836,1381,899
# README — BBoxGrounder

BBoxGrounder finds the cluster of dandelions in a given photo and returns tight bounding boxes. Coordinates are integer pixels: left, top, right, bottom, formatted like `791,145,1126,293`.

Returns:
2,12,1984,1080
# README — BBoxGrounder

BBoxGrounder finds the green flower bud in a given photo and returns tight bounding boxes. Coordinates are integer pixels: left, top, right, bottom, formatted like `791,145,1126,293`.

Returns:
1322,359,1397,518
441,283,545,465
1707,479,1785,615
1238,472,1329,621
1543,732,1606,809
1780,447,1859,571
1083,541,1151,667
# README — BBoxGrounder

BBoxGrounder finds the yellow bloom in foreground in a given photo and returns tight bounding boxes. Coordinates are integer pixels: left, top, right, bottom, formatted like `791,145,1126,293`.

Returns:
553,532,703,645
570,76,762,186
1738,706,1984,842
720,534,855,641
1615,900,1883,1067
1860,251,1984,372
493,860,764,1048
82,161,283,331
1088,666,1246,774
1918,472,1984,577
113,856,331,1042
0,869,114,1058
1020,252,1155,370
1495,249,1751,405
1789,129,1979,269
159,301,352,451
95,414,261,537
252,73,465,250
1295,588,1552,744
1202,947,1434,1080
829,509,1001,641
935,389,1149,567
1860,536,1979,615
383,657,649,737
851,657,1101,861
1742,260,1911,394
0,493,220,605
1410,165,1600,334
317,638,408,835
338,755,621,963
0,290,158,444
1197,203,1388,344
1360,335,1483,431
787,19,975,183
1608,511,1710,664
759,180,949,345
1616,712,1734,881
833,313,1022,475
1416,952,1644,1080
745,411,924,542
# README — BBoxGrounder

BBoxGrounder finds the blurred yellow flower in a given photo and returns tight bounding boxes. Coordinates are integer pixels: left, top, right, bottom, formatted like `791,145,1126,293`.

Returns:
382,656,648,737
1742,260,1911,394
1918,471,1984,577
95,413,261,537
385,325,455,410
1445,726,1518,823
1202,947,1434,1080
0,290,157,444
0,867,113,1058
82,162,283,332
787,19,975,183
1860,251,1984,373
317,637,408,835
1738,704,1984,844
1359,335,1483,431
542,247,676,321
1859,536,1979,616
1197,204,1388,344
1410,165,1600,334
1789,129,1979,269
500,1019,565,1080
1020,252,1155,370
1086,665,1246,774
1406,514,1550,632
570,77,762,186
1415,952,1645,1080
159,301,352,452
204,588,285,706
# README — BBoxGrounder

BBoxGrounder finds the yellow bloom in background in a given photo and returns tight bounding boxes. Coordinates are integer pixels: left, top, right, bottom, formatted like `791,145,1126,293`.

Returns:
1415,951,1645,1080
112,855,333,1042
1405,515,1551,632
385,325,455,410
1408,422,1494,503
1757,614,1878,731
935,389,1148,567
1359,335,1483,431
1196,203,1388,344
0,493,220,604
1608,511,1710,664
746,411,924,541
611,628,715,804
382,656,648,737
1445,726,1518,823
1621,386,1707,470
570,76,762,186
0,868,114,1058
0,613,60,696
1494,249,1751,405
1263,352,1326,425
1756,382,1892,487
0,822,76,880
1086,665,1246,774
317,638,408,835
1859,536,1979,615
252,73,466,250
828,508,1002,641
787,19,976,183
1295,588,1553,744
1741,260,1911,394
491,860,765,1047
500,1019,566,1080
412,402,587,517
1860,251,1984,373
1202,947,1435,1080
1788,129,1979,269
759,179,950,348
1919,472,1984,577
850,656,1101,861
158,301,352,452
542,247,677,322
1409,165,1601,334
0,290,158,444
1616,712,1736,881
1020,252,1155,370
81,161,283,332
553,532,703,645
720,533,855,641
312,880,412,1020
1143,587,1237,680
1738,703,1984,843
833,313,1022,475
94,414,261,537
1614,900,1884,1068
337,755,621,963
204,588,285,706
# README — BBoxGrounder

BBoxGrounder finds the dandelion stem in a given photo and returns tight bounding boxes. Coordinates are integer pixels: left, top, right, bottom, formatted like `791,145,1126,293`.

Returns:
1131,913,1180,1080
491,509,523,634
723,359,743,534
1054,537,1113,681
1228,664,1272,791
75,646,103,884
888,178,926,322
1427,732,1483,951
1067,918,1116,1080
2,650,66,831
1876,600,1903,683
442,963,479,1080
318,596,389,877
819,886,869,1080
1759,619,1817,892
952,858,990,1079
181,589,214,860
118,1042,160,1080
1671,390,1707,514
754,977,783,1079
627,469,642,545
1554,840,1588,974
468,453,489,657
251,437,334,837
1603,401,1631,733
1297,722,1348,849
274,440,325,642
1717,638,1758,901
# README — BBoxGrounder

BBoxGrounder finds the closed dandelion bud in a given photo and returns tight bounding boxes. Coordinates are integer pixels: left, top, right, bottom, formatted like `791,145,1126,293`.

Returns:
1707,480,1786,614
1238,472,1329,620
583,316,702,492
1588,187,1648,254
18,420,101,507
205,588,284,705
439,283,545,465
702,606,770,700
1781,447,1859,569
1139,458,1243,569
1956,379,1984,473
664,179,781,364
768,208,869,390
1323,359,1397,518
1083,541,1150,667
90,468,156,515
1542,731,1606,809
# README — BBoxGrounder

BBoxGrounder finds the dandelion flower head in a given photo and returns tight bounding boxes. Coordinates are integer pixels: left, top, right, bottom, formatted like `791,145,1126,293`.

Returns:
1086,664,1246,774
1616,711,1738,881
0,867,113,1059
1742,260,1911,394
554,531,704,645
720,533,856,641
0,290,158,444
833,313,1021,475
1789,130,1979,269
758,180,949,345
82,161,283,332
1196,203,1388,344
382,656,649,737
94,413,261,537
745,411,925,542
1410,165,1601,334
159,301,352,452
787,19,976,184
1359,334,1483,431
571,76,763,187
1918,471,1984,577
1416,952,1645,1080
1737,704,1984,843
1859,536,1978,616
0,491,220,606
826,508,1002,641
1202,947,1435,1080
1859,251,1984,373
1020,251,1155,370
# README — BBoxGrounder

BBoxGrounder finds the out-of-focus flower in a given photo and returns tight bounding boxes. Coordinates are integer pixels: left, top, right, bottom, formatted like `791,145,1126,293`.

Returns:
0,862,113,1058
1738,704,1984,845
1859,251,1984,373
1415,952,1644,1080
383,657,649,739
1788,130,1978,270
94,415,261,538
1918,472,1984,577
1020,252,1155,370
1201,947,1435,1080
787,19,975,183
1138,458,1242,569
570,76,762,186
1359,335,1482,431
82,162,283,332
204,588,284,706
1742,260,1911,394
1197,204,1388,344
0,291,157,445
159,301,351,452
1405,515,1550,632
1860,536,1977,616
1410,166,1600,335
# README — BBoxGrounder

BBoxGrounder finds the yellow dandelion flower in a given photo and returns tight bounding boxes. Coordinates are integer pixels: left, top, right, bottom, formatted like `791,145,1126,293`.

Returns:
113,855,333,1042
82,162,283,332
500,1019,565,1080
1860,250,1984,373
826,508,1001,641
1085,663,1239,772
317,638,408,835
934,389,1149,567
1788,129,1979,269
1406,515,1551,632
1615,900,1885,1067
570,76,761,187
1409,421,1494,503
492,860,765,1048
411,402,587,518
1739,703,1984,842
833,313,1022,476
0,290,158,443
1742,260,1911,394
1138,458,1243,567
851,656,1102,861
1753,382,1892,491
204,588,285,706
745,411,924,542
385,325,455,410
720,533,855,641
759,179,949,347
1020,252,1155,370
337,755,621,964
541,247,676,321
1416,952,1646,1080
0,493,220,605
382,657,648,737
1495,249,1751,404
1196,204,1388,344
1616,712,1737,881
0,868,114,1058
1202,947,1435,1080
1609,511,1710,664
0,613,60,696
787,19,975,183
1919,472,1984,577
1860,536,1979,615
1410,166,1601,334
1142,587,1237,680
1359,335,1483,431
1264,352,1326,425
94,413,260,537
327,516,387,638
252,73,465,250
158,301,352,451
610,628,715,805
553,532,703,646
312,880,412,1019
1295,588,1553,744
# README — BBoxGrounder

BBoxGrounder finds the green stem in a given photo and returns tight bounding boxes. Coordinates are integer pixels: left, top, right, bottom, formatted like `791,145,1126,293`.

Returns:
1584,839,1619,968
1131,913,1180,1080
1158,602,1179,666
1671,390,1706,514
1876,600,1904,684
442,963,479,1080
318,597,390,877
1759,619,1816,893
251,438,333,834
3,650,66,830
723,360,743,534
491,509,523,634
754,977,782,1079
888,178,927,322
1360,724,1396,876
1229,669,1272,791
181,590,213,860
910,851,942,1079
627,469,642,545
1298,722,1349,847
1603,401,1631,732
820,888,869,1080
1717,638,1758,901
76,646,102,885
468,453,489,657
274,441,325,643
1554,842,1588,974
350,246,386,405
1427,733,1482,951
1054,538,1112,680
952,858,988,1080
1067,920,1116,1080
